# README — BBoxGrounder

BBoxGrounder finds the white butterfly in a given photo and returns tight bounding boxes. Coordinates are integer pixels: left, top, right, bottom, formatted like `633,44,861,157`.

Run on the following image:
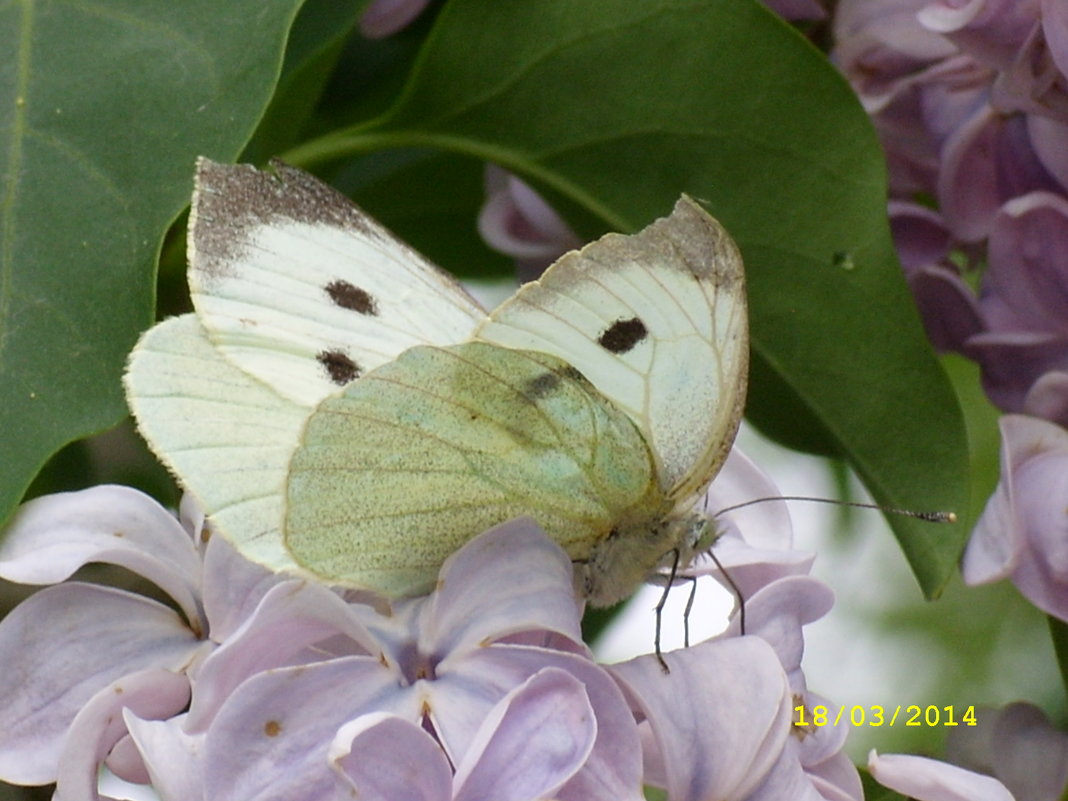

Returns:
124,158,747,605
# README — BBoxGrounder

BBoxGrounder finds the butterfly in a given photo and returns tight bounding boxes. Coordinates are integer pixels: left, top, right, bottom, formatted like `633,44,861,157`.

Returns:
124,158,748,606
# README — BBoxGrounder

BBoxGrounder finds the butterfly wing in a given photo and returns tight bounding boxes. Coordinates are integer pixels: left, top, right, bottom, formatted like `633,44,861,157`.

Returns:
284,341,665,596
126,160,491,573
188,158,486,407
475,196,748,508
127,164,743,598
123,314,310,574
